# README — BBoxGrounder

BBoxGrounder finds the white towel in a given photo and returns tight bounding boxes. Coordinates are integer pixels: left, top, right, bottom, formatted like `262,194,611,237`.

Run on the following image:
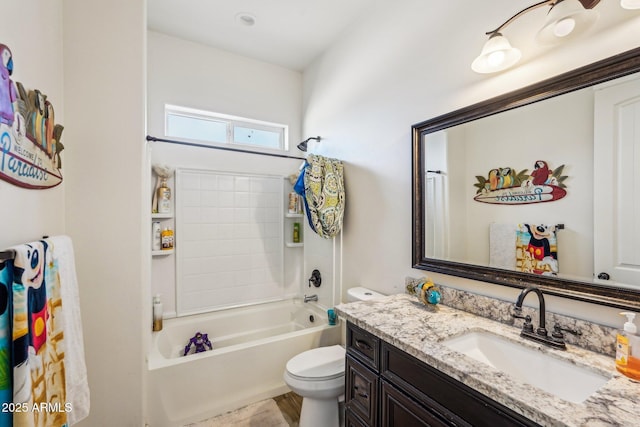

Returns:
489,223,516,270
48,236,90,425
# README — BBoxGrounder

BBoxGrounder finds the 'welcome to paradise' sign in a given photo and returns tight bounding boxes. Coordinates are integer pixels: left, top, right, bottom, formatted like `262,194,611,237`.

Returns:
0,43,64,189
473,160,567,205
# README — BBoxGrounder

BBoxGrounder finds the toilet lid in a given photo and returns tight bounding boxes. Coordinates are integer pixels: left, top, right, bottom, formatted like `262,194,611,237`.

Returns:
286,345,345,380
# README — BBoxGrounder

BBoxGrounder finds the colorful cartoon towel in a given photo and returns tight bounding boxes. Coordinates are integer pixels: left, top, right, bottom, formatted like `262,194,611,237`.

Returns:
0,257,12,427
516,224,559,275
11,240,68,427
301,154,345,239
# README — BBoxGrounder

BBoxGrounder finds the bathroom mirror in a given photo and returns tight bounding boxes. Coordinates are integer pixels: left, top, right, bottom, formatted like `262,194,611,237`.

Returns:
412,47,640,311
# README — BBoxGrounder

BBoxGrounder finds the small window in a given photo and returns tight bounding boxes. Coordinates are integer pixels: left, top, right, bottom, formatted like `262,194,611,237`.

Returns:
165,105,288,151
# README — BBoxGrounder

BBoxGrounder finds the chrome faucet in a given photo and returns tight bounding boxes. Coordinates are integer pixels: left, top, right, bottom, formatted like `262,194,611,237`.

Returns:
513,286,566,350
303,294,318,303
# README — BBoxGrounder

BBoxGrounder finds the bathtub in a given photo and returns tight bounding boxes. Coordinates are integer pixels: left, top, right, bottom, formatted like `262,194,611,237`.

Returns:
146,299,341,427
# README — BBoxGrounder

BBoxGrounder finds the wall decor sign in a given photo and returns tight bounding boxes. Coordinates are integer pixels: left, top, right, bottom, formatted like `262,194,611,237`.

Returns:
473,160,567,205
0,43,64,189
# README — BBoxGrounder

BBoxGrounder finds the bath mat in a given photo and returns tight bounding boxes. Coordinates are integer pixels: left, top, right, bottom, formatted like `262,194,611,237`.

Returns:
184,398,289,427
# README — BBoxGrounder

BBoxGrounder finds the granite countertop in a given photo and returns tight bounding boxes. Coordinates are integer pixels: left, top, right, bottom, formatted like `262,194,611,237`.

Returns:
336,293,640,427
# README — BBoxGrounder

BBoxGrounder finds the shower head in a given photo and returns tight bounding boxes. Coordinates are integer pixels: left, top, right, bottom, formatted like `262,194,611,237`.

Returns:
297,136,321,152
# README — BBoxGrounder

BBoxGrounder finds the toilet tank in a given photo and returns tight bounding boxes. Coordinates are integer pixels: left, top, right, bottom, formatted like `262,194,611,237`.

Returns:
346,286,385,302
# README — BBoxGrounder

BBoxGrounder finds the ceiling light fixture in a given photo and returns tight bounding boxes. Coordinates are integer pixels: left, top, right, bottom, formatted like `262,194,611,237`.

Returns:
471,33,522,74
472,0,606,74
536,0,598,43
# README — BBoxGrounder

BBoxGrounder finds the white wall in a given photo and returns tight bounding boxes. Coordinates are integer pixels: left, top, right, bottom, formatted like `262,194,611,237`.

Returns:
147,31,302,143
63,1,147,425
303,0,640,325
0,1,65,246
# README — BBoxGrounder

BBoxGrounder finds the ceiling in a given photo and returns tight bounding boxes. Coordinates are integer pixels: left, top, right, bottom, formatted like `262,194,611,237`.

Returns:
147,1,638,73
147,0,374,71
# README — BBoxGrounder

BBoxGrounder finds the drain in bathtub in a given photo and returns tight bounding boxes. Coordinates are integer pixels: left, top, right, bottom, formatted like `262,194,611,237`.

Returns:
309,315,315,323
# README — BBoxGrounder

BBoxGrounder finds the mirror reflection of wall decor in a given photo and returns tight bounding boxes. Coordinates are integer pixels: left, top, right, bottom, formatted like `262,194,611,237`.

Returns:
473,160,568,205
412,47,640,311
0,43,64,189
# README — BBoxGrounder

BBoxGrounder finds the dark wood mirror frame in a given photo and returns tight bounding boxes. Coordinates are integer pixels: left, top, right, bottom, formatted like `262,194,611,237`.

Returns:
412,47,640,311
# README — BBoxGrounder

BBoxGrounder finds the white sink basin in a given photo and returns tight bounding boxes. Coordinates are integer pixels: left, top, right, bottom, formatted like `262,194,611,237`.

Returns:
442,330,610,403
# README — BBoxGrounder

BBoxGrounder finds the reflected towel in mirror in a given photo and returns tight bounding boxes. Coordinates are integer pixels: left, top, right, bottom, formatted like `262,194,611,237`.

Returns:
489,223,517,269
516,224,559,275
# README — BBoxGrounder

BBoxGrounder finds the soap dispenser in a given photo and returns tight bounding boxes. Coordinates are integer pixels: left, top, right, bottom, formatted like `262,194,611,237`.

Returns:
615,312,640,380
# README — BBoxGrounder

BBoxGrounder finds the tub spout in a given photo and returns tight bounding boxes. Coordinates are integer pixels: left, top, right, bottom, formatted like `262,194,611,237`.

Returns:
304,294,318,303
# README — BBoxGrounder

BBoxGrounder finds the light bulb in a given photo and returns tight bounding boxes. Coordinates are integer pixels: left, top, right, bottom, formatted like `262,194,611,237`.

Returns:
554,17,576,37
471,33,521,74
487,50,506,67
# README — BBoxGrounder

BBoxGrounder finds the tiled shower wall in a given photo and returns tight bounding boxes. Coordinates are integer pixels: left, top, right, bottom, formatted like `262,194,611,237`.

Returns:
176,169,285,315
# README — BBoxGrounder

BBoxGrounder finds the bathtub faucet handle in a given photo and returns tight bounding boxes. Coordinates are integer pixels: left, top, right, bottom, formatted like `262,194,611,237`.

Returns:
308,269,322,288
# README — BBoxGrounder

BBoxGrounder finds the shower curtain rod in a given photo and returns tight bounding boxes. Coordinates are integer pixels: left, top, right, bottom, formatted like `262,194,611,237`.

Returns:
146,136,306,161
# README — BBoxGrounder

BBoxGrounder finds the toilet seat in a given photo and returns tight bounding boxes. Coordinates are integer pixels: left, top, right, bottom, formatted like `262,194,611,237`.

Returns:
285,345,345,381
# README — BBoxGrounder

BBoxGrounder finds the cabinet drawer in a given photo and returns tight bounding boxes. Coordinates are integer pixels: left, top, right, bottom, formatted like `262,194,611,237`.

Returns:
345,409,369,427
381,380,450,427
347,322,380,371
346,354,378,426
381,342,539,427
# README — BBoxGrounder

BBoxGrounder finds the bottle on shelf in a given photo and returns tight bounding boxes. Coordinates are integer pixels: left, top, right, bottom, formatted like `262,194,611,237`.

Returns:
152,222,161,251
153,294,163,332
293,222,301,243
161,227,174,250
288,191,300,214
157,178,172,214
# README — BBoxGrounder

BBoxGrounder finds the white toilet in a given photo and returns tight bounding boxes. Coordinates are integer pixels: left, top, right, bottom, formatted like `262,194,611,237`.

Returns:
283,287,385,427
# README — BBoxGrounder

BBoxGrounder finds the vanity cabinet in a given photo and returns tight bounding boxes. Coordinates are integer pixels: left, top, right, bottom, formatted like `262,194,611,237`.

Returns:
345,322,540,427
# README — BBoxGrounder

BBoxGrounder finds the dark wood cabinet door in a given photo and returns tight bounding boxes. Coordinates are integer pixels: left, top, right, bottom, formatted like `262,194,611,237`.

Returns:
381,380,450,427
346,354,378,426
345,409,369,427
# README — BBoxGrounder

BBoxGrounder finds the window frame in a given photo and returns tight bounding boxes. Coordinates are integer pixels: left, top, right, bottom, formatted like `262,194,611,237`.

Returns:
164,104,289,153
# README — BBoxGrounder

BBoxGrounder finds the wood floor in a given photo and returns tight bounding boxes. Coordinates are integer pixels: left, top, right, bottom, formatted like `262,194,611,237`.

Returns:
274,392,303,426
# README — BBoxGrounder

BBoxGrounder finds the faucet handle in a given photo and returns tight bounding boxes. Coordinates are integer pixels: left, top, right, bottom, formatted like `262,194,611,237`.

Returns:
512,310,534,333
552,323,581,340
